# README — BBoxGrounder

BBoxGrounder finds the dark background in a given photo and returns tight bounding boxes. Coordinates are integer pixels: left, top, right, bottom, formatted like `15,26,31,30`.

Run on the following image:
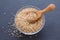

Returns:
0,0,60,40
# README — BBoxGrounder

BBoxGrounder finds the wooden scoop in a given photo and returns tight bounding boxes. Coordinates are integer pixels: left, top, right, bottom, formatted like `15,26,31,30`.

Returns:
29,4,56,23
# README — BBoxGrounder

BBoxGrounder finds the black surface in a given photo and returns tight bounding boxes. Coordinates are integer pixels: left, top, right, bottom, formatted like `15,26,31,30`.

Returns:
0,0,60,40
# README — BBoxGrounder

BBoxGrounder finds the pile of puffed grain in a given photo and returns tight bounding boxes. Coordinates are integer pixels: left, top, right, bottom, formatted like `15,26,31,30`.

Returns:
15,8,43,33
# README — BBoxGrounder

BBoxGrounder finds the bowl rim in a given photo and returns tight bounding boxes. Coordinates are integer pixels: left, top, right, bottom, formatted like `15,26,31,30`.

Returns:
14,6,45,35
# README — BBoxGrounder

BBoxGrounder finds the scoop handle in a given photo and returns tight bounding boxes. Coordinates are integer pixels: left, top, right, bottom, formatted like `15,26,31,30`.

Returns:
37,4,56,20
41,4,55,14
